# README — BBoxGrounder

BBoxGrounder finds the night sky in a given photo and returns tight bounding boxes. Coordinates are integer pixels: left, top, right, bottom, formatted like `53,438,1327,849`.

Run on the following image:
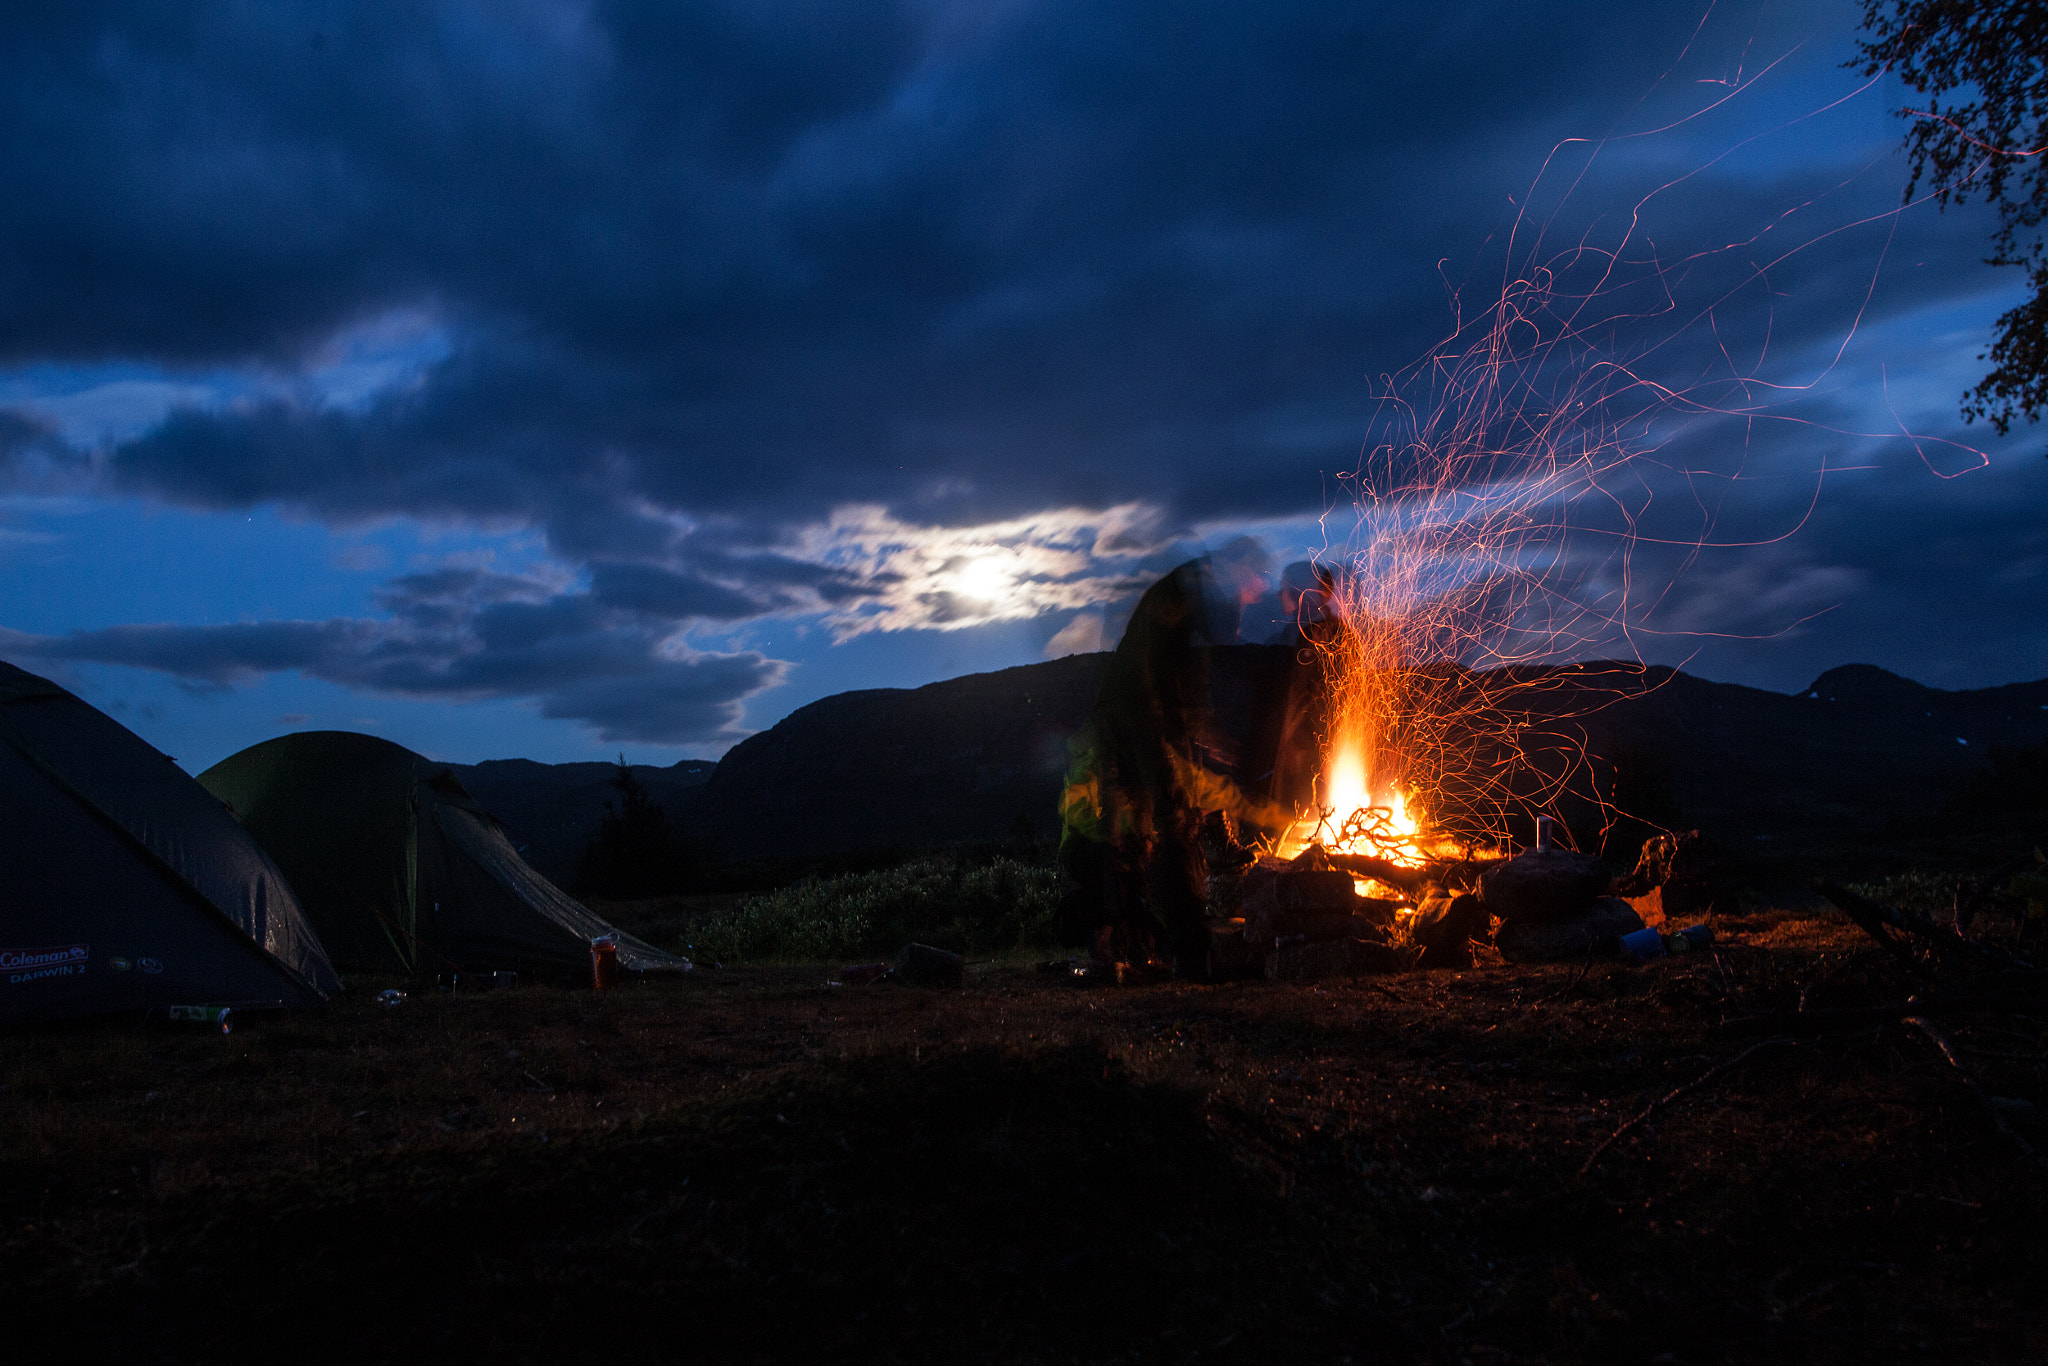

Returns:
2,1,2042,771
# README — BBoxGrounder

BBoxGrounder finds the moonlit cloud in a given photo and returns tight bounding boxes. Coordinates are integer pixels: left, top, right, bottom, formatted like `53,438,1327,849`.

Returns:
792,502,1172,639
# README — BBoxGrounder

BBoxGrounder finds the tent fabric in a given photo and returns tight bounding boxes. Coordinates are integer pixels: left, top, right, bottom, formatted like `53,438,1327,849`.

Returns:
198,731,424,972
430,805,677,973
198,731,686,978
0,659,340,1025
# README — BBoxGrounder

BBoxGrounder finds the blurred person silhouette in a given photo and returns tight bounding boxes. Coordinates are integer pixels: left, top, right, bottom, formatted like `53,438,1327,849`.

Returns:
1055,541,1277,978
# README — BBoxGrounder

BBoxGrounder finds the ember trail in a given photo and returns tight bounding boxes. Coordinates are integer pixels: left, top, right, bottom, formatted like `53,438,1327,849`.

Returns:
1054,242,1733,982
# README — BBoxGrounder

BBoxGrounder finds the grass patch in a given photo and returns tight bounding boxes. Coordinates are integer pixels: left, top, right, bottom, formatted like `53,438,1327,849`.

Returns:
1847,869,1958,916
687,855,1061,962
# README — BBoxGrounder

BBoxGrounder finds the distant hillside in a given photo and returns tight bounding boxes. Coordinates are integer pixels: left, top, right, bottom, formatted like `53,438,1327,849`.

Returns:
445,655,2048,881
676,655,2048,869
1465,662,2048,865
445,757,714,884
677,653,1113,862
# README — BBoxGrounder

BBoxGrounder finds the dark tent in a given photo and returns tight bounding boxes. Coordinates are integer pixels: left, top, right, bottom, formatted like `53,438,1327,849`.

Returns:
0,661,341,1025
197,731,686,978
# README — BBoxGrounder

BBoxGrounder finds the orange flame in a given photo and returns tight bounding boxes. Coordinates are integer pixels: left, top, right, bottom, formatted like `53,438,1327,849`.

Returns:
1278,705,1428,868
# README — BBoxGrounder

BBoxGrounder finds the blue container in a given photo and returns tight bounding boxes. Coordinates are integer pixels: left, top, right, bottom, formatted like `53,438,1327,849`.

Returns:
1670,924,1714,953
1619,926,1667,962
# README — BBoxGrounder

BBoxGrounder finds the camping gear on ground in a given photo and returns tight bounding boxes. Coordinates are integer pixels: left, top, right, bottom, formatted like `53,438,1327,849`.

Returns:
1621,923,1715,963
163,1004,236,1034
198,731,686,980
590,934,619,989
0,660,340,1026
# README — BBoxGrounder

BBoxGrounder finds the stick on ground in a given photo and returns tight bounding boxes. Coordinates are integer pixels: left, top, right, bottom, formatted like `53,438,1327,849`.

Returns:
1901,1015,2048,1176
1578,1037,1799,1177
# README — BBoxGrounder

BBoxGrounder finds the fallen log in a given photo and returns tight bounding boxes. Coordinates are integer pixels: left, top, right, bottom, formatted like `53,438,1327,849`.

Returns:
893,942,965,988
1423,852,1509,893
1317,852,1506,896
1813,880,2035,973
1325,852,1429,895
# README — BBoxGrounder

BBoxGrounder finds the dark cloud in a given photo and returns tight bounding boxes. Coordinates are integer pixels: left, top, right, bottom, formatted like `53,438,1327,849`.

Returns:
10,620,377,686
587,562,771,621
1625,442,2048,692
533,656,787,744
0,1,1906,540
2,0,2038,737
3,580,787,745
0,408,73,483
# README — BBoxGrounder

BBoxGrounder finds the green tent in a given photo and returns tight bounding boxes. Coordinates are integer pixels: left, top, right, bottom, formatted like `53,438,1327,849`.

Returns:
0,660,340,1024
198,731,686,979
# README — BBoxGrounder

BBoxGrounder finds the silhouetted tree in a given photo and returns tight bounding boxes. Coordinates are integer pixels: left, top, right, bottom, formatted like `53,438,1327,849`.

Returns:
577,756,696,897
1854,2,2048,446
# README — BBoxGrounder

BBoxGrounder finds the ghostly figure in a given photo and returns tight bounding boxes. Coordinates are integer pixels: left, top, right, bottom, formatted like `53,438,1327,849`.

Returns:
1055,544,1274,977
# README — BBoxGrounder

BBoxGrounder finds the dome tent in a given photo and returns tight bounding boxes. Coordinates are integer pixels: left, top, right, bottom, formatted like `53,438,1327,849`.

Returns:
0,661,340,1025
198,731,685,979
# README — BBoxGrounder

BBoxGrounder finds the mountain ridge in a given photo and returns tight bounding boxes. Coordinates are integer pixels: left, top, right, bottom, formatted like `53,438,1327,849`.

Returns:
440,655,2048,879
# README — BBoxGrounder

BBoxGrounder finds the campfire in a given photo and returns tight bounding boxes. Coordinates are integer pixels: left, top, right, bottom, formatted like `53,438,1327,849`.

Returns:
1053,241,1762,983
1051,546,1705,986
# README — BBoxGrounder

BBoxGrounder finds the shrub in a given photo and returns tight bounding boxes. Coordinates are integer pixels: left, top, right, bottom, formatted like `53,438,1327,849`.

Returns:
689,856,1061,962
1845,871,1954,916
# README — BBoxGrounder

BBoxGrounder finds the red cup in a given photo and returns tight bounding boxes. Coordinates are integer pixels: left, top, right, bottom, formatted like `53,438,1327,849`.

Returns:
590,934,619,990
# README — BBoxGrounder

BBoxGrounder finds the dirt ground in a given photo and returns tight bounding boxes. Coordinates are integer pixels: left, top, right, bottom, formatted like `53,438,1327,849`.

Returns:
2,907,2043,1365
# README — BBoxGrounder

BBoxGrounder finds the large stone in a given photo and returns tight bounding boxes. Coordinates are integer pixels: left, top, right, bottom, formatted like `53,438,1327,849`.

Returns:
1494,897,1644,963
1478,846,1610,924
1411,892,1490,969
1206,920,1265,980
1241,866,1357,914
1241,868,1367,947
